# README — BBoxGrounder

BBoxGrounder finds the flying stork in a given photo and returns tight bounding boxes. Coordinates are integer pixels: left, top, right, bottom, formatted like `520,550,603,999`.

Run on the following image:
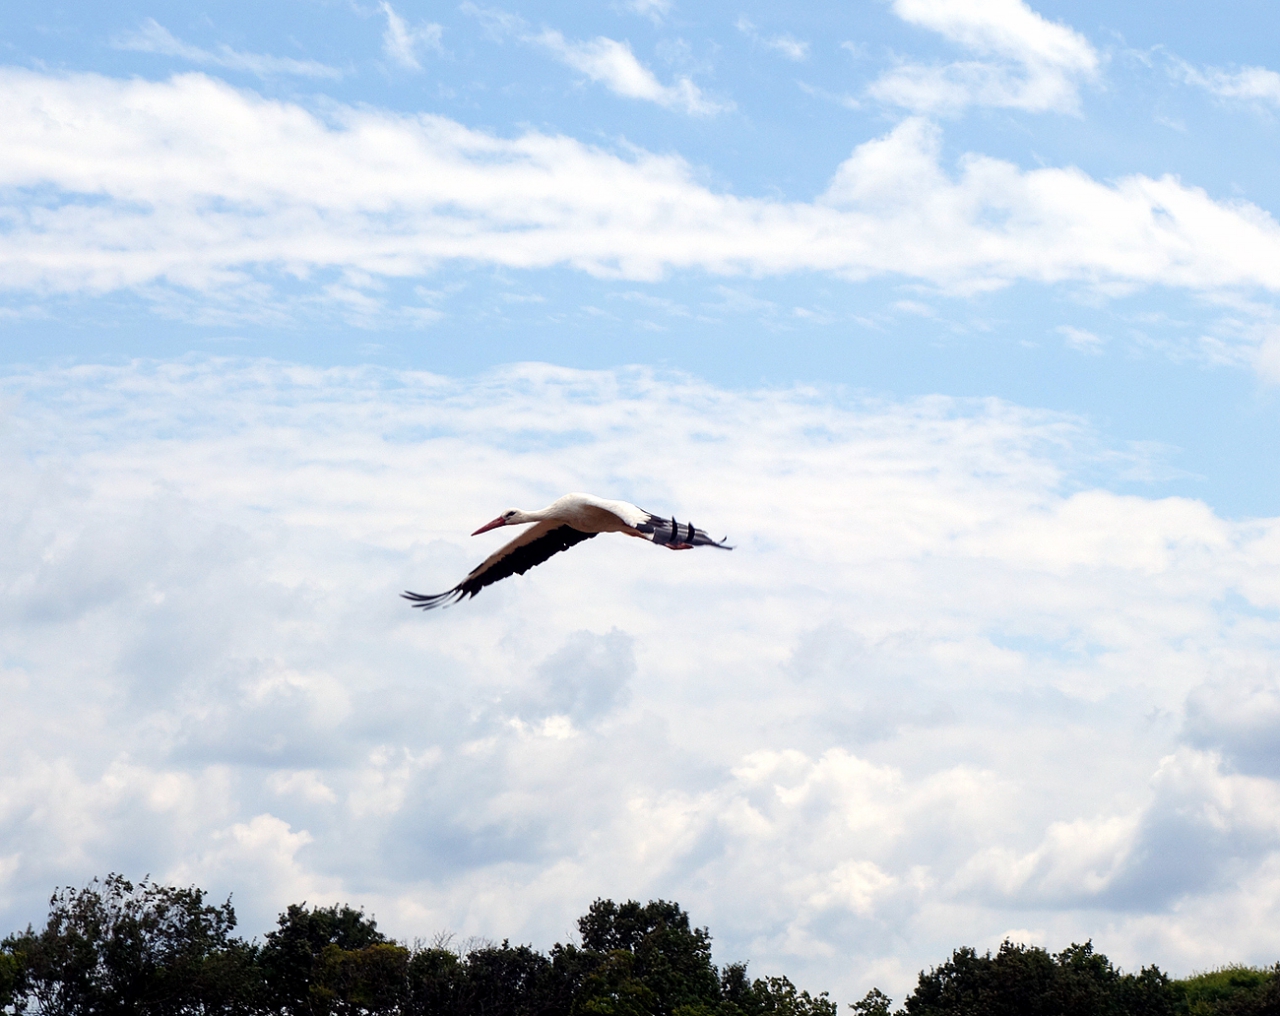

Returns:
402,492,732,609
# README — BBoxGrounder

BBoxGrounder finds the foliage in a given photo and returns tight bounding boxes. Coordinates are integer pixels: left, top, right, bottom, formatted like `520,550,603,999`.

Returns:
259,902,404,1015
898,939,1175,1016
0,873,259,1014
575,899,720,1016
849,987,893,1016
1173,964,1280,1015
3,877,1280,1015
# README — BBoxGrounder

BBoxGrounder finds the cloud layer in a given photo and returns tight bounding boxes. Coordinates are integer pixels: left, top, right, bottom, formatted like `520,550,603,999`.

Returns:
3,359,1280,1001
2,67,1279,326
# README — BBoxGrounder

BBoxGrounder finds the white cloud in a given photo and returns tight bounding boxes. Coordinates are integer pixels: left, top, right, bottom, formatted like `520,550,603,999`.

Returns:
1253,329,1280,383
1173,58,1280,108
113,19,342,80
3,70,1280,343
460,4,724,114
531,29,724,114
871,0,1099,113
736,18,810,62
4,358,1280,997
618,0,672,25
379,2,444,71
1057,325,1106,353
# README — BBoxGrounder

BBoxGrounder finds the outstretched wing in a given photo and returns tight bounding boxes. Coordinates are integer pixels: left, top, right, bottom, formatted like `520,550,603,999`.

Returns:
402,522,598,610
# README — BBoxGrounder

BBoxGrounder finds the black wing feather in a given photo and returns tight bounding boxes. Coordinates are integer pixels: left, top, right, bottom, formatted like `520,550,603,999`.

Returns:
636,513,733,549
402,525,597,610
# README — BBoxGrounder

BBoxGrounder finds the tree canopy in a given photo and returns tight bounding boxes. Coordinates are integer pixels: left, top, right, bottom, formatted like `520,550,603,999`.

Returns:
1,876,1278,1015
0,878,834,1015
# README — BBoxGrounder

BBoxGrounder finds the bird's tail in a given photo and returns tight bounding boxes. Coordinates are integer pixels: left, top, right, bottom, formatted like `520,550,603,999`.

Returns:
639,515,733,549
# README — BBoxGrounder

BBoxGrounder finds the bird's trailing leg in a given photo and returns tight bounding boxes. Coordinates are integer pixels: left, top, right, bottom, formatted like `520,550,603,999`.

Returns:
662,516,696,549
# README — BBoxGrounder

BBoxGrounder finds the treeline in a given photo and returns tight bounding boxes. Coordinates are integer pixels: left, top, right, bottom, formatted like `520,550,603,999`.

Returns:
857,943,1280,1016
0,875,833,1015
0,876,1276,1015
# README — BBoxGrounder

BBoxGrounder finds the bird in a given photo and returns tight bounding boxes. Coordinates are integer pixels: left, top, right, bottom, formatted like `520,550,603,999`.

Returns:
402,492,732,609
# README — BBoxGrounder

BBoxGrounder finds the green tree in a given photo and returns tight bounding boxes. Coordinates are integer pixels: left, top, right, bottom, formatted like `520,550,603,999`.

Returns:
456,940,563,1016
575,899,721,1016
259,902,407,1015
0,879,845,1016
0,949,21,1011
0,873,261,1014
1174,964,1280,1015
405,945,465,1015
899,940,1175,1016
849,987,894,1016
743,975,837,1016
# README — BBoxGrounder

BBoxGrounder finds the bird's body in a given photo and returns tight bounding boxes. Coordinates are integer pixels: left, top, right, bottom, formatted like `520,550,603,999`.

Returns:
403,492,731,609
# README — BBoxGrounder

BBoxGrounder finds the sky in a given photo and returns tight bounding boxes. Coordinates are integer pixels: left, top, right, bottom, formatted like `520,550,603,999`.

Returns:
3,0,1280,1004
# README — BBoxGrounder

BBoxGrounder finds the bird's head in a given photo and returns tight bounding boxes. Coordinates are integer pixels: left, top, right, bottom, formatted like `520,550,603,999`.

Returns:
472,508,521,535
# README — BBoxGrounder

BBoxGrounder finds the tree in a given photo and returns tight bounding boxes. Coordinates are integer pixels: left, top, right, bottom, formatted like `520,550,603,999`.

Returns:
459,941,563,1016
259,902,408,1016
0,873,260,1014
0,879,845,1016
405,946,465,1015
898,940,1175,1016
575,899,721,1016
0,950,20,1011
740,975,837,1016
1174,964,1280,1016
849,988,894,1016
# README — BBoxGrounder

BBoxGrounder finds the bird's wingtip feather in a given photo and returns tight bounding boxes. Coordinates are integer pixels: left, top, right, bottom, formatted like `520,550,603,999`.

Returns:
401,588,462,610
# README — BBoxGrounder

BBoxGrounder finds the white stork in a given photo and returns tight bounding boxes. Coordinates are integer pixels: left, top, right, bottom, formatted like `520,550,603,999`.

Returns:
403,492,732,609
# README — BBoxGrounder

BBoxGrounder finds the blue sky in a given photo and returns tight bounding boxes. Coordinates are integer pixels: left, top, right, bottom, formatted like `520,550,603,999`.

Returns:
6,0,1280,513
4,0,1280,1004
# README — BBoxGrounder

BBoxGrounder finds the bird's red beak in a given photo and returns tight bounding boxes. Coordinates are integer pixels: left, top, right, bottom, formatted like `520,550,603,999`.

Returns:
472,516,507,535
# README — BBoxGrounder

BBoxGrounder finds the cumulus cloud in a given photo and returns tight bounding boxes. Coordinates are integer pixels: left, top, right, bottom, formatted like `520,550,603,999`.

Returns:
113,19,342,80
870,0,1099,114
4,359,1280,997
520,629,637,728
2,69,1280,342
379,2,444,70
1184,671,1280,777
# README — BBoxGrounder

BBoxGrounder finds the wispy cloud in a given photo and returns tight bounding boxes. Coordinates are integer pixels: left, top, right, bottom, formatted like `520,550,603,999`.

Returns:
1057,325,1106,353
532,29,725,114
379,2,443,70
736,17,810,62
617,0,672,25
461,3,727,115
1170,56,1280,108
4,72,1280,348
113,19,342,80
870,0,1099,114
